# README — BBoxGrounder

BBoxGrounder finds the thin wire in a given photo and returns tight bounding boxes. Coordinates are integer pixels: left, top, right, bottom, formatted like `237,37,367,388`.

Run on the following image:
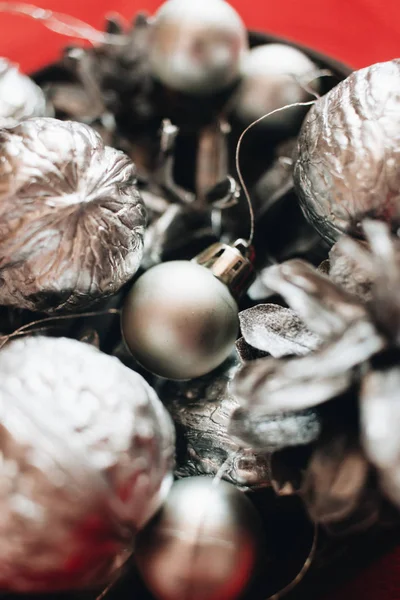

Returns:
0,2,127,45
96,578,118,600
266,525,318,600
0,308,120,350
235,100,317,246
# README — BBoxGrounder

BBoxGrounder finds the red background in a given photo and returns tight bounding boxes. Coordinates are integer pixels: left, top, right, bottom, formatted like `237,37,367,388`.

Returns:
1,0,400,73
1,0,400,598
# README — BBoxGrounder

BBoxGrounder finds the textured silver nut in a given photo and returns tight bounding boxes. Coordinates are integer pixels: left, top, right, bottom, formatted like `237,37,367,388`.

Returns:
0,335,175,592
294,59,400,244
0,117,146,312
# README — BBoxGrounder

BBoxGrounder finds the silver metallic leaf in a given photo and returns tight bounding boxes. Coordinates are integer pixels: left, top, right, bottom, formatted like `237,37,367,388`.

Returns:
261,259,368,339
232,319,385,415
229,407,321,451
363,220,400,343
361,364,400,509
239,304,321,358
0,118,146,313
328,238,374,302
0,335,174,592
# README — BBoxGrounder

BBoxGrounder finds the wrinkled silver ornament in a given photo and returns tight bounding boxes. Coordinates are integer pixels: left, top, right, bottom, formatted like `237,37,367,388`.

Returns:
232,43,320,130
148,0,248,95
294,59,400,244
0,117,146,313
0,335,175,592
0,58,51,128
135,476,262,600
122,241,254,380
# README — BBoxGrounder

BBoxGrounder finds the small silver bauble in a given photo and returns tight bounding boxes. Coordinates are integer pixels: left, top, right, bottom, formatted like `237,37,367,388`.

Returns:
294,59,400,244
0,58,51,127
135,476,261,600
232,43,320,129
122,242,255,380
148,0,248,95
0,336,175,592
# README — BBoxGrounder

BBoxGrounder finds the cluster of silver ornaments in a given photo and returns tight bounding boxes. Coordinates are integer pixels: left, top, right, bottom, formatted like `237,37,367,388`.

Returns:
135,476,262,600
0,336,175,592
0,57,51,127
0,2,364,598
294,59,400,243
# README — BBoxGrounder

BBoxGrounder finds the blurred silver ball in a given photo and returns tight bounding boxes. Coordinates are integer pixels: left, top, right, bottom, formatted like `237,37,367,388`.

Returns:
0,58,51,127
122,261,239,380
0,336,175,592
294,59,400,244
148,0,248,95
232,43,320,129
135,476,261,600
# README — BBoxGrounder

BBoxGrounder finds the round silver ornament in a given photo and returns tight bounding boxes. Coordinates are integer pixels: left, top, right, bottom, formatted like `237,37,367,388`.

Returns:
0,58,51,128
0,117,146,313
294,59,400,244
0,335,175,592
232,43,320,129
122,242,254,380
135,476,261,600
148,0,248,95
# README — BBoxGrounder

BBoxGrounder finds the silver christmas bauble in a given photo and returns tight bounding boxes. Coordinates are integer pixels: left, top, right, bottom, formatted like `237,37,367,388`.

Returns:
0,58,50,127
122,260,239,380
0,336,175,592
148,0,248,95
135,476,261,600
232,43,320,129
294,59,400,244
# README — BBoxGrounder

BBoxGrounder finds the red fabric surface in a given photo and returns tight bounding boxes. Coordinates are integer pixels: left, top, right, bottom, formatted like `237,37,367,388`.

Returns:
1,0,400,598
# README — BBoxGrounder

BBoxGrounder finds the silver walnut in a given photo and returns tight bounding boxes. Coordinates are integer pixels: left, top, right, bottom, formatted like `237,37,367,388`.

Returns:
0,58,50,127
294,59,400,244
148,0,248,95
0,117,146,313
0,336,175,592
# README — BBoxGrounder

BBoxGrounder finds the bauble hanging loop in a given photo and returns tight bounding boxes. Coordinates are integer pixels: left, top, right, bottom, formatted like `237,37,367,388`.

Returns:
193,239,255,300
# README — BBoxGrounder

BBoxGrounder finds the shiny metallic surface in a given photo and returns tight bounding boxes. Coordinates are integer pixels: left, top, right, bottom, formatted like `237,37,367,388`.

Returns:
0,58,50,127
0,336,175,592
135,476,261,600
294,59,400,244
193,242,255,299
122,260,239,380
232,44,319,128
148,0,248,95
0,117,146,313
158,354,271,490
